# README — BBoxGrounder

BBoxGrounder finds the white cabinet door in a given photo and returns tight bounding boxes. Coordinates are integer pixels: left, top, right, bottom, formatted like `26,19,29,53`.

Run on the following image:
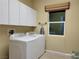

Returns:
19,3,36,26
19,3,30,26
9,0,19,25
30,8,36,26
0,0,8,24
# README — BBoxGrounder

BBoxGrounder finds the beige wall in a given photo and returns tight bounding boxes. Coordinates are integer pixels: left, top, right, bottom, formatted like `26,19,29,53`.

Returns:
19,0,33,7
32,0,79,53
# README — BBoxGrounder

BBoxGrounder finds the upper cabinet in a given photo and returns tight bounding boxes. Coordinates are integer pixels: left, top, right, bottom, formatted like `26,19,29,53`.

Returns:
0,0,9,24
19,2,36,26
0,0,37,26
29,7,36,26
9,0,19,25
19,2,31,26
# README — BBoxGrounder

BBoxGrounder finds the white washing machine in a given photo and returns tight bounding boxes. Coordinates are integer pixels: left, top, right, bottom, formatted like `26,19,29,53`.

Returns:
9,33,45,59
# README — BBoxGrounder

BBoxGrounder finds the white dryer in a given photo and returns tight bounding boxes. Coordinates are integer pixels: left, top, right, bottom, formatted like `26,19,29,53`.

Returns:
9,33,45,59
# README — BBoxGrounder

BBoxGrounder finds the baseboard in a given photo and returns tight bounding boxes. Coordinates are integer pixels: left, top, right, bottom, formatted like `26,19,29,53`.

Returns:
45,50,72,56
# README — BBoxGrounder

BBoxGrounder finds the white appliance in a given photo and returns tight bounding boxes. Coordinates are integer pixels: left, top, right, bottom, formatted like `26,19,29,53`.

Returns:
9,33,45,59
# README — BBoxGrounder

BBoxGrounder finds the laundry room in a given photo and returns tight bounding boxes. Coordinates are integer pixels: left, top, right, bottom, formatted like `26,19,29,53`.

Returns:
0,0,79,59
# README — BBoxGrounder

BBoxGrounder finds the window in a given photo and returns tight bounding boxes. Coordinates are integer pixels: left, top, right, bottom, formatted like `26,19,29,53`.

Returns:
45,2,70,36
49,10,65,35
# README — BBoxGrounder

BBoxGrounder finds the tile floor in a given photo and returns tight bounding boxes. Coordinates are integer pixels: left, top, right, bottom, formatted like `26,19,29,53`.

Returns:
39,52,69,59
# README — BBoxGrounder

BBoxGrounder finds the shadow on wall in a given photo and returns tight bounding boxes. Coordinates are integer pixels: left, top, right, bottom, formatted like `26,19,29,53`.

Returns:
19,0,33,8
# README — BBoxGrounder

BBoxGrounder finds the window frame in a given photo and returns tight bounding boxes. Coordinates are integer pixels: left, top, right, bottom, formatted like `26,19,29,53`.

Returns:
48,11,66,37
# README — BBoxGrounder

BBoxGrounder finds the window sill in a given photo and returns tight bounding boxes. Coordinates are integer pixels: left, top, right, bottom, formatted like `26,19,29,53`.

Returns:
48,34,65,37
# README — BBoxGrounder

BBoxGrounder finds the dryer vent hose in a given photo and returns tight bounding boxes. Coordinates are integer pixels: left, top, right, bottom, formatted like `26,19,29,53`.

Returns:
9,30,15,35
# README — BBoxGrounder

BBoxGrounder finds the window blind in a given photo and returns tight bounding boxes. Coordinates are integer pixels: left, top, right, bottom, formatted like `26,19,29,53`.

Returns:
45,2,70,12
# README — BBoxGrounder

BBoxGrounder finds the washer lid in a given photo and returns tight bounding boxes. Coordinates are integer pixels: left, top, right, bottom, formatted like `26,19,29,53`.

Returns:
10,33,44,42
10,35,40,42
